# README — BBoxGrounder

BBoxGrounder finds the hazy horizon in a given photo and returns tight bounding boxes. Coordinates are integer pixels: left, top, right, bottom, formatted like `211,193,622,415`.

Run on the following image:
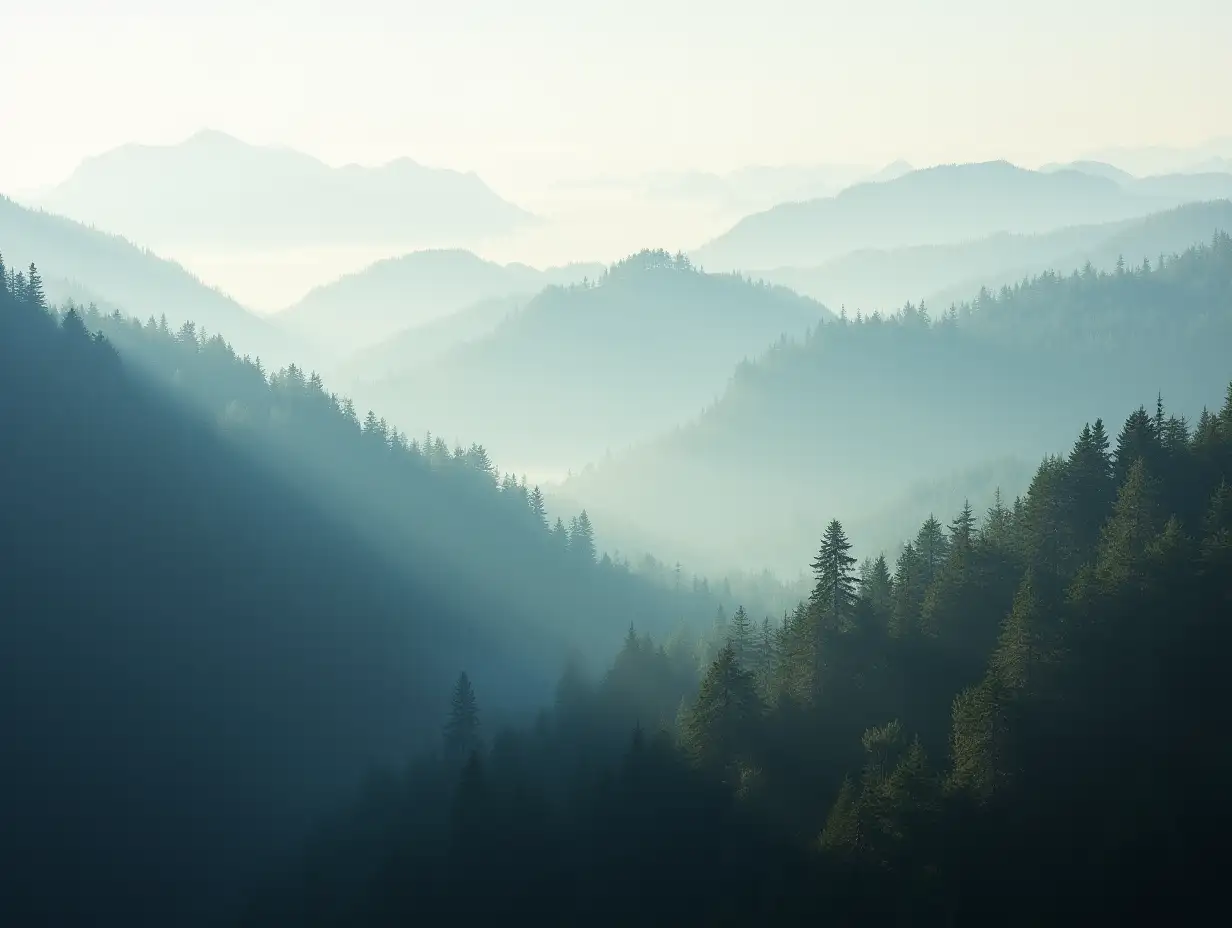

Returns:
5,2,1231,307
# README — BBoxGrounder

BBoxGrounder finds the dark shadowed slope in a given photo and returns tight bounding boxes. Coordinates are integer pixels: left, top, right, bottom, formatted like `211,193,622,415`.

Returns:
0,250,778,926
758,200,1232,314
566,235,1232,573
357,250,831,476
0,277,494,927
279,247,602,355
0,194,299,366
694,161,1222,270
36,129,533,250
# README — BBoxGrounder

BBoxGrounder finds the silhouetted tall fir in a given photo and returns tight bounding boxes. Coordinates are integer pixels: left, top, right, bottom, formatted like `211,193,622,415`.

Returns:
681,643,760,776
728,605,753,667
528,486,548,530
444,672,481,764
809,519,857,624
25,262,45,310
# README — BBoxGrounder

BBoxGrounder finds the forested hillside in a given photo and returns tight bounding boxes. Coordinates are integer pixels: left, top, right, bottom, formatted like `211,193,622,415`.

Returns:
0,253,790,926
0,195,297,365
248,380,1232,925
0,262,494,926
567,233,1232,572
358,249,829,475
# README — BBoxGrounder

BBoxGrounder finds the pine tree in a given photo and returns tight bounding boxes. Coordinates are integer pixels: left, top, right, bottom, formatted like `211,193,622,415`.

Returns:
982,488,1014,548
728,605,753,667
1068,420,1115,552
809,520,857,624
890,542,922,638
551,517,569,550
444,672,481,764
949,500,976,551
1114,406,1159,484
569,510,596,564
915,516,949,584
26,263,45,310
1096,458,1160,585
861,554,893,627
681,643,760,774
528,486,548,530
989,570,1053,696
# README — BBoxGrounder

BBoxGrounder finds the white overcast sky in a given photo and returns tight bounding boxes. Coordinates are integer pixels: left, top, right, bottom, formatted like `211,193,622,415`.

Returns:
2,0,1229,198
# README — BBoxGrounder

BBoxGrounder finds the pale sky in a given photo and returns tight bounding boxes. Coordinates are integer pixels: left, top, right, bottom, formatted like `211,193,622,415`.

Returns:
3,0,1230,199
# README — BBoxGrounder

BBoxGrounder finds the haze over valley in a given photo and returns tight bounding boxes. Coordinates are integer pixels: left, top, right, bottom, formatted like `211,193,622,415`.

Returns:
4,4,1232,925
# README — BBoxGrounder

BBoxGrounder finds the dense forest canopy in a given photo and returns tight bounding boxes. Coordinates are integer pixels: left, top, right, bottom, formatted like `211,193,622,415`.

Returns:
246,377,1232,925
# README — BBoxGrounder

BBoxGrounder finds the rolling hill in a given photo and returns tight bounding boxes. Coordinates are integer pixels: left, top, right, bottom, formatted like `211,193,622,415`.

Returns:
354,250,831,475
35,129,533,250
694,160,1228,271
0,194,299,366
279,248,604,356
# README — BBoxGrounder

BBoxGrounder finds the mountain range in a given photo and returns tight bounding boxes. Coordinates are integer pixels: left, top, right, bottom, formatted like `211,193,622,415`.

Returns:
351,250,830,476
33,130,533,251
753,199,1232,314
694,160,1232,271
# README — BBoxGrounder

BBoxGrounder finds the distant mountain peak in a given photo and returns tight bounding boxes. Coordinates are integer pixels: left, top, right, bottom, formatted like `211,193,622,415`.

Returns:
182,128,247,148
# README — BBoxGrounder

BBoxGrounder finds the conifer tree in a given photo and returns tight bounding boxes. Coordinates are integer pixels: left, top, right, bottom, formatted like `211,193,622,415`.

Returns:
890,542,922,637
681,643,760,774
569,510,596,564
528,486,548,530
989,570,1053,696
982,488,1014,548
444,672,481,764
809,520,857,624
949,500,976,551
1096,458,1160,585
915,516,949,585
551,517,569,550
728,605,753,667
26,263,45,310
1114,406,1159,484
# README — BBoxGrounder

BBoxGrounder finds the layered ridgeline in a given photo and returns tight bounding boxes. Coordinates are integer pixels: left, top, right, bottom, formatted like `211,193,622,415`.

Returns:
757,199,1232,315
355,250,830,476
566,233,1232,573
279,248,603,357
248,384,1232,925
0,194,298,366
695,160,1232,270
0,257,794,927
337,293,527,381
34,130,533,250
